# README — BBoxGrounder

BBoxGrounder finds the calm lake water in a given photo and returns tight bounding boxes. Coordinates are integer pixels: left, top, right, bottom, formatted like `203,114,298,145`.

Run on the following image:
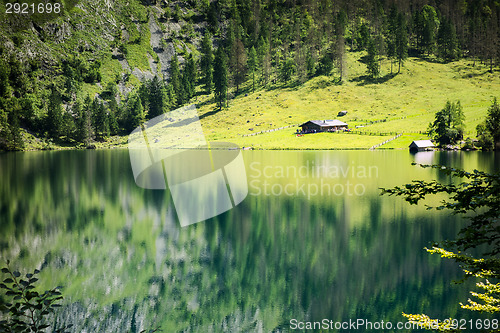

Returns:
0,150,498,332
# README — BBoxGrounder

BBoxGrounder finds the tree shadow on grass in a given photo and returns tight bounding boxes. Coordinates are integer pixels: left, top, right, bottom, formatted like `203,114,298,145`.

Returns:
198,106,221,120
352,73,397,86
358,54,370,65
460,70,497,79
412,55,446,64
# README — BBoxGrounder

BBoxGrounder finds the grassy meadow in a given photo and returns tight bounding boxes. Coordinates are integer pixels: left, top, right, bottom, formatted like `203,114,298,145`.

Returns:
196,51,499,150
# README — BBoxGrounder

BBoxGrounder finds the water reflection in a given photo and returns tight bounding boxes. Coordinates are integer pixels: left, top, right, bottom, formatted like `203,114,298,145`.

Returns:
0,150,497,332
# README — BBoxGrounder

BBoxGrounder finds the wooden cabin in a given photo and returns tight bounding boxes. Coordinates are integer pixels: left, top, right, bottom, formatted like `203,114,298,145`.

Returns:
300,120,348,133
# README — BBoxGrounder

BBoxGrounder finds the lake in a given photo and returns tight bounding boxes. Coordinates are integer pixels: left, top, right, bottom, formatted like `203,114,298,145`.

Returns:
0,150,498,332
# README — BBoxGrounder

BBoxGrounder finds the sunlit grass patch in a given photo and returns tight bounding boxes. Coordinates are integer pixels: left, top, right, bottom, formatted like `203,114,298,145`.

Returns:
219,130,388,150
378,134,431,149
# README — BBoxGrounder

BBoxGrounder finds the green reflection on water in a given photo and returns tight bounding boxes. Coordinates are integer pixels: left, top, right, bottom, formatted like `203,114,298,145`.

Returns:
0,150,498,332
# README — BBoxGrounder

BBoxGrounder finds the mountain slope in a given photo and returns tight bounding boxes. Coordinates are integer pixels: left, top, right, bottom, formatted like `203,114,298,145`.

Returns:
1,0,499,150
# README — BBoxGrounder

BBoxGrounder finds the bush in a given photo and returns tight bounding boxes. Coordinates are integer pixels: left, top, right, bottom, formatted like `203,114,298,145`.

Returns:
119,43,128,57
173,4,182,22
476,122,494,151
462,137,476,150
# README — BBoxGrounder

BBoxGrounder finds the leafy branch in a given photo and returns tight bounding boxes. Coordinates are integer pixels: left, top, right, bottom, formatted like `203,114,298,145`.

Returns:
381,163,500,331
380,163,500,255
0,260,71,333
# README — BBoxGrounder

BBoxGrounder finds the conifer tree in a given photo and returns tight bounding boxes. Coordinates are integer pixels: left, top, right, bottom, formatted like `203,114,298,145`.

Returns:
437,18,458,61
46,85,63,139
148,76,168,119
200,33,214,94
247,46,257,91
335,10,347,82
77,97,93,145
386,5,398,74
138,81,149,111
420,5,439,55
213,46,228,110
61,111,76,141
366,36,379,78
4,99,23,150
183,54,196,100
257,37,270,85
485,10,499,73
165,83,176,108
125,94,145,132
107,95,120,135
395,13,408,73
280,58,295,83
357,23,370,51
92,98,109,141
231,38,247,94
169,53,183,106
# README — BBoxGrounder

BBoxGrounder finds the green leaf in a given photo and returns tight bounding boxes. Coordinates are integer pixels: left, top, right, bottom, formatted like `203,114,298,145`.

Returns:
1,268,9,273
12,271,20,278
26,273,33,279
3,278,14,284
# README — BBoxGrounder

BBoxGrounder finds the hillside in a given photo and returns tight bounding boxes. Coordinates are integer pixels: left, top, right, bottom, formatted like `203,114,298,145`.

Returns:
199,51,499,149
0,0,196,101
0,0,499,150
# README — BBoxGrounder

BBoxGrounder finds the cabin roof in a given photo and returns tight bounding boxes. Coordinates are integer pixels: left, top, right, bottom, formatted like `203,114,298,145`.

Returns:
300,120,348,127
409,140,435,148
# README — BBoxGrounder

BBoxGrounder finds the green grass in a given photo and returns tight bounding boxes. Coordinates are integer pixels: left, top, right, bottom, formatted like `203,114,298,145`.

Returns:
226,130,389,150
100,54,123,87
196,51,500,149
377,133,430,149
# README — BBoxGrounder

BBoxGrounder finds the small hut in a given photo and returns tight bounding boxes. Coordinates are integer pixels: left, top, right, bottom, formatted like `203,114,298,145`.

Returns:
409,140,435,152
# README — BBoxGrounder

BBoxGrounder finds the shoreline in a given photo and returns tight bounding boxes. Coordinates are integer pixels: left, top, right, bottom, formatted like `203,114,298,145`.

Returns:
2,145,484,153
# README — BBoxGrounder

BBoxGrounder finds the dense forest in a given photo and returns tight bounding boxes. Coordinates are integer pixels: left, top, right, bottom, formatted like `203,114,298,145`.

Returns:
0,0,499,150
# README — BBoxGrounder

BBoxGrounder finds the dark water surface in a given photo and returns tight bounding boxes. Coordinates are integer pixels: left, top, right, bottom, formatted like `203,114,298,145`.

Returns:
0,150,498,332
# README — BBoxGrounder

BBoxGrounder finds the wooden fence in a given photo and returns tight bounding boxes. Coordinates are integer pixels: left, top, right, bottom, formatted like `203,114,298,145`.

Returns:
242,124,299,137
369,133,403,150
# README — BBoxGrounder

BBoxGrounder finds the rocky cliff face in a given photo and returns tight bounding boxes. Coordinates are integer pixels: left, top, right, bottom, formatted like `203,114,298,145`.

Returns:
0,0,205,100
